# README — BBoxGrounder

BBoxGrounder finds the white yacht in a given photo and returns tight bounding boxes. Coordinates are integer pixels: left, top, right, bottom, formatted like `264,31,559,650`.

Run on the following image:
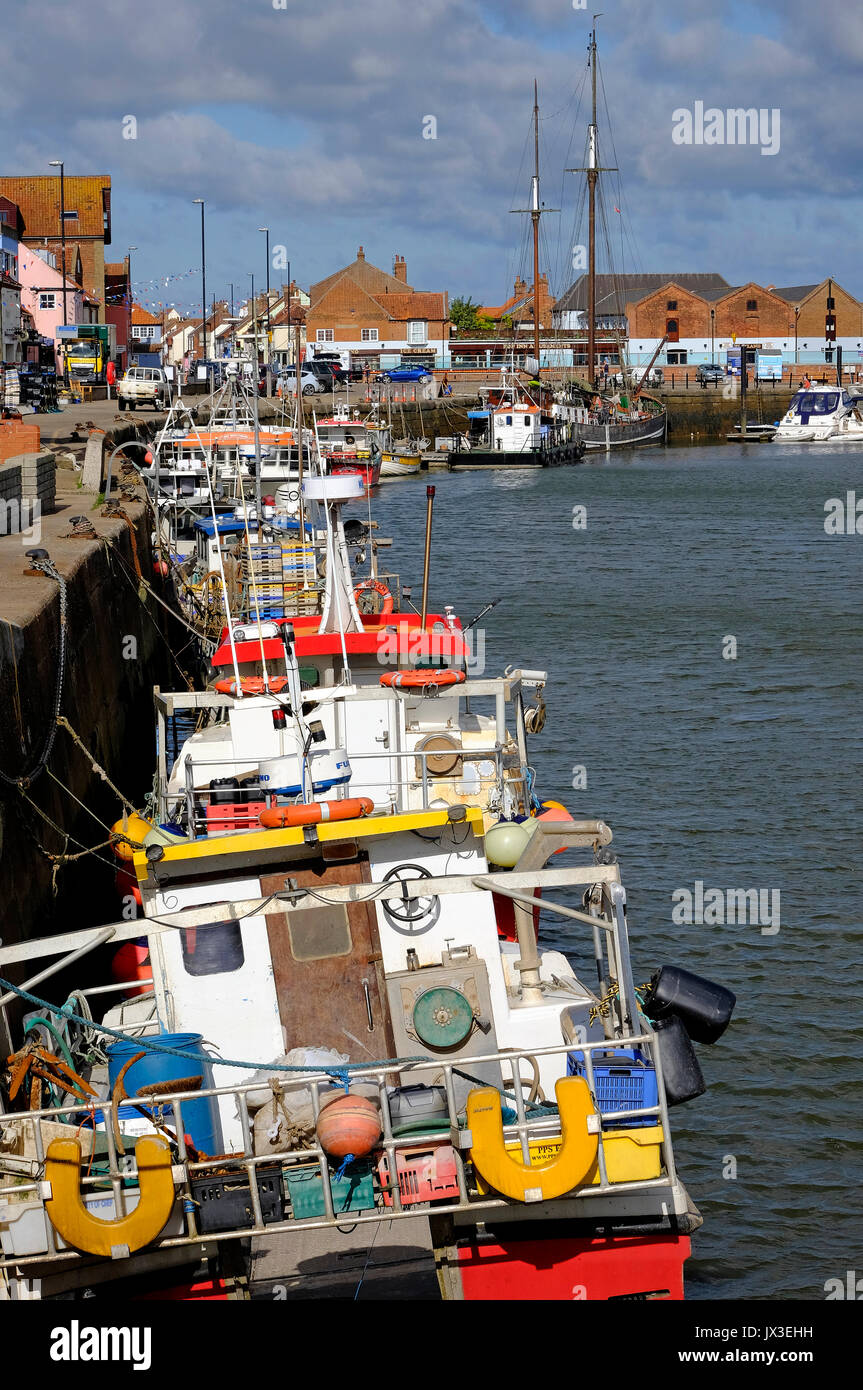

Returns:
774,383,863,442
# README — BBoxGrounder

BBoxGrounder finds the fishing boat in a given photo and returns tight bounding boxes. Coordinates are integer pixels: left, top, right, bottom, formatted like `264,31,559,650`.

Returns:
452,372,584,470
0,477,734,1303
773,381,863,442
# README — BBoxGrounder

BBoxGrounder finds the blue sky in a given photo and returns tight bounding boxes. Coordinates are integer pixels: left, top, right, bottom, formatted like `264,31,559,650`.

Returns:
2,0,860,315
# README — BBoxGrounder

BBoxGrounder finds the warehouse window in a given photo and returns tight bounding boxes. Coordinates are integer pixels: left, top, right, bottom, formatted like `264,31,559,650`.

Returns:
746,299,758,311
666,299,678,311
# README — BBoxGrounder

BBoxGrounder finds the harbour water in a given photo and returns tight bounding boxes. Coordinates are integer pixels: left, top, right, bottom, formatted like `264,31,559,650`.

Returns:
371,443,863,1300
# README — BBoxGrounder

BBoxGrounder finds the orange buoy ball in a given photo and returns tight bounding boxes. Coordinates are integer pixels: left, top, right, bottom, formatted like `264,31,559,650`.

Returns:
316,1094,381,1159
111,940,150,997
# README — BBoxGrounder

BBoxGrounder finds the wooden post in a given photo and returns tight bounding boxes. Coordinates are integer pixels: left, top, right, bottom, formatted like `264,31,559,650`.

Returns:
740,355,748,437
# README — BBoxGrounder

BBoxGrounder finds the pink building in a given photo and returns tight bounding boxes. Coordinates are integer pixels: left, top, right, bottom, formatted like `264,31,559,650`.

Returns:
18,245,98,370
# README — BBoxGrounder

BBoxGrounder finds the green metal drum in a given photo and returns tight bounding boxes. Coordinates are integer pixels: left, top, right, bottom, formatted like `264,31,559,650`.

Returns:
412,987,474,1049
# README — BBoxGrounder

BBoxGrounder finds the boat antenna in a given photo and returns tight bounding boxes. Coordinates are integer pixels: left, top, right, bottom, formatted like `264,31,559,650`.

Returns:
462,596,502,633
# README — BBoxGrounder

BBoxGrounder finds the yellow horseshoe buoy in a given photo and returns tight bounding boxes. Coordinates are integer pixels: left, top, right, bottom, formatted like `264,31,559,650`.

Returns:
45,1135,176,1257
467,1076,599,1203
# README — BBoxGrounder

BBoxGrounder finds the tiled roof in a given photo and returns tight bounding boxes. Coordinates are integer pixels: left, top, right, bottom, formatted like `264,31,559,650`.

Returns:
311,253,411,304
771,284,821,303
556,273,730,314
0,176,111,241
131,302,160,325
369,291,447,320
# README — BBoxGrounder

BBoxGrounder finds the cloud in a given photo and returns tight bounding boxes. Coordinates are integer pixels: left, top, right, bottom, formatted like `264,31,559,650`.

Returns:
1,0,859,302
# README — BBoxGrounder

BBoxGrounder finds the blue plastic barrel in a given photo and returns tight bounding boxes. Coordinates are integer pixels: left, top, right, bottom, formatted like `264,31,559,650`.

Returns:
106,1033,223,1156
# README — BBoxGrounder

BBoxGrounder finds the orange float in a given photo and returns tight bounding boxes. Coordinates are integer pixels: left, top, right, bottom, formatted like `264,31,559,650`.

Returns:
380,669,466,690
316,1094,381,1159
214,675,289,697
354,579,394,614
259,797,374,829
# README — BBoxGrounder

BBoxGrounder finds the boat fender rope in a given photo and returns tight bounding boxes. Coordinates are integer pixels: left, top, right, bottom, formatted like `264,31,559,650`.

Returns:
333,1152,356,1183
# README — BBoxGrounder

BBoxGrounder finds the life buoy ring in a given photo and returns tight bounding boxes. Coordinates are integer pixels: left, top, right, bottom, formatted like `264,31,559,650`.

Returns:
353,579,394,615
214,676,289,697
380,669,466,690
259,797,374,829
467,1077,599,1202
45,1135,175,1257
344,433,356,444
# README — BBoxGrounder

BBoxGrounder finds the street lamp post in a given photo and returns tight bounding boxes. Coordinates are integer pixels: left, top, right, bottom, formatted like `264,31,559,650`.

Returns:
48,161,67,379
259,227,271,395
795,306,799,367
710,307,715,366
193,199,206,362
127,246,137,370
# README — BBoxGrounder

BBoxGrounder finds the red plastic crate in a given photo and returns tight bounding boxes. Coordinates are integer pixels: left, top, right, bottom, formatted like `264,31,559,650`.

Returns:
377,1142,459,1207
205,801,266,833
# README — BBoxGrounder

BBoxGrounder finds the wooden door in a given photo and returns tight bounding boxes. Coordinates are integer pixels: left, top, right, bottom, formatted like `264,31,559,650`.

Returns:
260,855,394,1062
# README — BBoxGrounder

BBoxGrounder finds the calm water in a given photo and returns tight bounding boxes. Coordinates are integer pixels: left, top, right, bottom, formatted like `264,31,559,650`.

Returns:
368,443,863,1301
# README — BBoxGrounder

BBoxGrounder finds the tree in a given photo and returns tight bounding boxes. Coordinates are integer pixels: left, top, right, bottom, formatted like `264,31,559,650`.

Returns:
450,295,495,336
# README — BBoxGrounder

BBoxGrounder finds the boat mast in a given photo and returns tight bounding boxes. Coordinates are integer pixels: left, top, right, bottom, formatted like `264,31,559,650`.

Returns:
532,78,541,373
513,82,557,394
567,20,615,391
587,25,598,388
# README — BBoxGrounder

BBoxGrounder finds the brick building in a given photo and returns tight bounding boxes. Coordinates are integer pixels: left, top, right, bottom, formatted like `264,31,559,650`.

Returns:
104,258,131,369
771,280,862,338
307,248,449,366
0,174,111,322
480,274,555,330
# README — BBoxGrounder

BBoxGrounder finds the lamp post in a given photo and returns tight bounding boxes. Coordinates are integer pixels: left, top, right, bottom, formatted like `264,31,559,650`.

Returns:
48,160,67,379
193,199,206,362
710,307,715,366
259,227,271,395
126,246,137,369
795,306,799,367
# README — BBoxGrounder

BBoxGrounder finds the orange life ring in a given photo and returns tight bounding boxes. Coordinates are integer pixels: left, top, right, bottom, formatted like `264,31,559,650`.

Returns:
354,579,394,615
380,669,466,690
214,676,289,697
259,797,374,829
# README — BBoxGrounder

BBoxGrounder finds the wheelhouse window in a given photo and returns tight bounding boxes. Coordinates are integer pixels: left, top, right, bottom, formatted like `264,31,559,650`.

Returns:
793,391,839,414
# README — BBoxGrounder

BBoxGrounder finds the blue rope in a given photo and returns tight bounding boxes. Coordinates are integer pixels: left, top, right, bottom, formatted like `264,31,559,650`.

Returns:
0,976,425,1076
333,1152,356,1183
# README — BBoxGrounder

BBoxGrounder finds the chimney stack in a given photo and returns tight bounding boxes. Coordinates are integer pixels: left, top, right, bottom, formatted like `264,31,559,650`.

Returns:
393,254,407,283
357,245,365,260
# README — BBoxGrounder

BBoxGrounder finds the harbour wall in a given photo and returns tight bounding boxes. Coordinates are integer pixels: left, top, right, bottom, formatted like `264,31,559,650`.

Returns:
0,448,170,954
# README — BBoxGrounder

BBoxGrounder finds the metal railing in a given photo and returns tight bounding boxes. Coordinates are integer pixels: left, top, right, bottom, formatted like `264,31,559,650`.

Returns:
0,1034,680,1270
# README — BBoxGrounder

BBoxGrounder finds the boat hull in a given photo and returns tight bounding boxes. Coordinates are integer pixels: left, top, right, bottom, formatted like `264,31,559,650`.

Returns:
576,411,667,451
449,441,585,470
454,1231,690,1301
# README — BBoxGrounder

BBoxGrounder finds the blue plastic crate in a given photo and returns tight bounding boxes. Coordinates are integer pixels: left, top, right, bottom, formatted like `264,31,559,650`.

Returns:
567,1047,658,1127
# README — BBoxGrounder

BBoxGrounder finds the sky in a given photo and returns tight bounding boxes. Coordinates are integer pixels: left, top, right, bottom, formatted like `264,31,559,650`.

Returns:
2,0,860,316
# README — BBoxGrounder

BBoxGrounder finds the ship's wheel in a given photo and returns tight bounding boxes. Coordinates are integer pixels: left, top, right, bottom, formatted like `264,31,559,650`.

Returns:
381,863,440,935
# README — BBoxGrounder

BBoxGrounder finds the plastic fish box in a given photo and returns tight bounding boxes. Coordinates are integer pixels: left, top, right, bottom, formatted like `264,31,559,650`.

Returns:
377,1143,460,1208
0,1190,184,1256
567,1047,658,1127
474,1126,664,1194
284,1161,376,1221
190,1168,283,1233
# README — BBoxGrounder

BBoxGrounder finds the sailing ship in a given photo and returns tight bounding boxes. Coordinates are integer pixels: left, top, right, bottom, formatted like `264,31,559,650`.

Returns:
0,465,735,1302
561,27,668,451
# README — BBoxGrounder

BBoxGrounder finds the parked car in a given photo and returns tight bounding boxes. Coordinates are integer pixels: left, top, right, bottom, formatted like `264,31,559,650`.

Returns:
306,361,345,388
117,366,169,411
696,363,725,384
375,364,433,384
278,369,326,396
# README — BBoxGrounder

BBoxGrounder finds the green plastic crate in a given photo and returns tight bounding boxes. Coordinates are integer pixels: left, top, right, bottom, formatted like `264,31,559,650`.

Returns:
285,1161,376,1220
